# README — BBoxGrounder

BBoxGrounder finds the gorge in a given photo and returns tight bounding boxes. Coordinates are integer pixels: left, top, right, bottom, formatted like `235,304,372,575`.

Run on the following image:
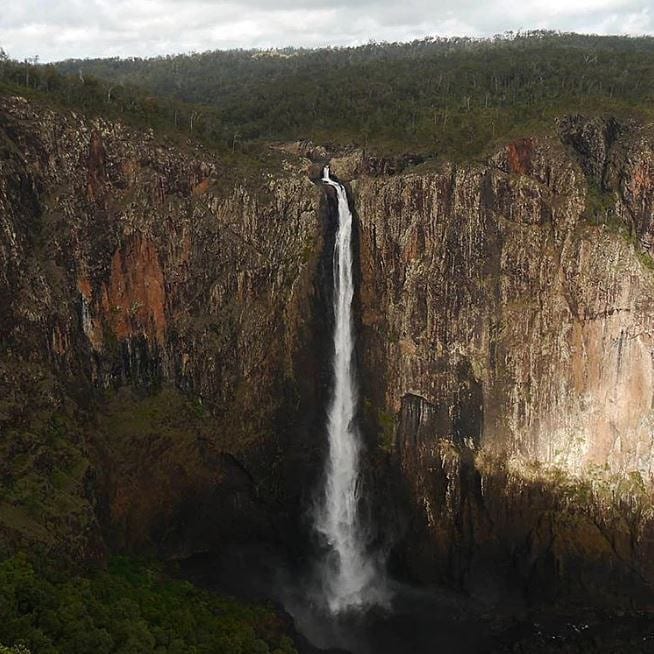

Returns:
2,91,654,652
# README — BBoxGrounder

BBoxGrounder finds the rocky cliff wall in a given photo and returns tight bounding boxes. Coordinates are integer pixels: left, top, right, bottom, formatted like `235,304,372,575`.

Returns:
0,96,328,561
3,94,654,608
340,119,654,605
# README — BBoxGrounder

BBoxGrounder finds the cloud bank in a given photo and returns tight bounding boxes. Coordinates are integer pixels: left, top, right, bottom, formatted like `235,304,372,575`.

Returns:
0,0,652,62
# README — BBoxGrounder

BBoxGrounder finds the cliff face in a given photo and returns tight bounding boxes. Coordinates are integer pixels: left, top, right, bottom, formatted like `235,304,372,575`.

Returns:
3,95,654,607
0,96,326,560
345,120,654,604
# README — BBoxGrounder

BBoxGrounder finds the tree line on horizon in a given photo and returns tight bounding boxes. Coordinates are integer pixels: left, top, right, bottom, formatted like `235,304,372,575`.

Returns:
2,32,654,159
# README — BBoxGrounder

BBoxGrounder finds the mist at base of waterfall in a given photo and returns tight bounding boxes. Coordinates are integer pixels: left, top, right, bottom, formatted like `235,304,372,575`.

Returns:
180,548,654,654
281,578,492,654
177,545,490,653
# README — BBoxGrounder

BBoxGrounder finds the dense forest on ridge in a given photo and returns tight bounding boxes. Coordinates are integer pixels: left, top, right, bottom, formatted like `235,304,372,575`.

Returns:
0,49,227,152
53,31,654,158
2,32,654,159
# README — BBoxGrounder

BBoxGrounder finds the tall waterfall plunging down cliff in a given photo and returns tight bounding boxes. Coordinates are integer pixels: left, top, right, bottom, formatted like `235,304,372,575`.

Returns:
315,166,387,613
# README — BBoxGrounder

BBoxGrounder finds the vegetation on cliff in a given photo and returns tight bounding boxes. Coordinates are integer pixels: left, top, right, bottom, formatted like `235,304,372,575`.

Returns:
0,356,100,561
0,554,296,654
0,380,301,652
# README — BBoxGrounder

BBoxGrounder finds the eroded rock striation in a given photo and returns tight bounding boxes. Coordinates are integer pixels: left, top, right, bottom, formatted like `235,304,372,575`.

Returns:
0,96,325,561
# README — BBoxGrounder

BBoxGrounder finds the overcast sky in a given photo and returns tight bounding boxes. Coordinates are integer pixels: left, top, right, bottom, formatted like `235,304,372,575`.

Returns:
0,0,652,62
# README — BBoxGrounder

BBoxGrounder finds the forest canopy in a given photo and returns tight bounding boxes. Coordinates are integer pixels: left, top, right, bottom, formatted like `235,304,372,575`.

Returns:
2,31,654,159
53,32,654,158
0,554,296,654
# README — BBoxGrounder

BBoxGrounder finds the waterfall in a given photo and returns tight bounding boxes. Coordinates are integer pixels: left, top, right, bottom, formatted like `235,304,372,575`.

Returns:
315,165,387,613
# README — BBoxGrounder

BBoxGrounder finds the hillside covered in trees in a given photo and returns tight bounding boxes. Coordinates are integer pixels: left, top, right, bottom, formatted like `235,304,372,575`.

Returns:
0,555,297,654
53,31,654,158
0,50,227,151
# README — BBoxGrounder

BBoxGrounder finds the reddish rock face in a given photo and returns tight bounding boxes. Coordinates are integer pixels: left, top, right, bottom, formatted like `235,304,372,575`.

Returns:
75,236,167,350
506,138,534,175
192,178,211,195
100,235,166,344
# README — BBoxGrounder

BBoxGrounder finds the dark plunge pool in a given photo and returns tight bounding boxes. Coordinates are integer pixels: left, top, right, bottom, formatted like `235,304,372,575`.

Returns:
178,548,654,653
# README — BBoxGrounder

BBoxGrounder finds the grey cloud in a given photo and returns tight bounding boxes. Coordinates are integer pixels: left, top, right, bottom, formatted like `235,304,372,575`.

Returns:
0,0,651,61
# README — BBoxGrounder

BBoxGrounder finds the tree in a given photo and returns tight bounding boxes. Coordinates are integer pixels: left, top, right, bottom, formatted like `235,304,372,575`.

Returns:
0,48,7,80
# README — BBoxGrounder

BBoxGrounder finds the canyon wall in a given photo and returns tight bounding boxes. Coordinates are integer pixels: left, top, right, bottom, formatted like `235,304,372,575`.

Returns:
341,118,654,605
0,96,327,561
3,94,654,607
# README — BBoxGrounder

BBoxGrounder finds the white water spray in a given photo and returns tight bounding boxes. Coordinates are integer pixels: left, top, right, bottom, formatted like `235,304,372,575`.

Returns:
315,166,387,613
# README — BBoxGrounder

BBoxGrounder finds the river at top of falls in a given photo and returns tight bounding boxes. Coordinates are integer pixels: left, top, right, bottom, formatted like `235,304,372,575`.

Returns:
314,165,388,614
